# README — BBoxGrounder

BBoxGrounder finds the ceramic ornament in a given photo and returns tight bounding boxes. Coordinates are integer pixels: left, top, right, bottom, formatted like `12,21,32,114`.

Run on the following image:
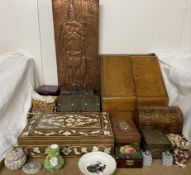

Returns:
142,150,152,167
22,162,42,174
44,144,64,173
78,152,116,175
162,151,173,166
4,147,26,170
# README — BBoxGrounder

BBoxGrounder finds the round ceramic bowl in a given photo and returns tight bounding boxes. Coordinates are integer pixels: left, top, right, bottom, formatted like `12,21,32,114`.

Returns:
78,152,116,175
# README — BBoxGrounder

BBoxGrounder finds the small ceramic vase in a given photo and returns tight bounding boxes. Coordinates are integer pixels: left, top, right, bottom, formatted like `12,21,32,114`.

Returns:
44,144,64,173
162,151,173,166
4,146,26,170
142,150,152,167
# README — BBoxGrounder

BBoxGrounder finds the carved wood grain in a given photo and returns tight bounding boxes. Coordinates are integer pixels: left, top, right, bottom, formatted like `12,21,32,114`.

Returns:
52,0,99,89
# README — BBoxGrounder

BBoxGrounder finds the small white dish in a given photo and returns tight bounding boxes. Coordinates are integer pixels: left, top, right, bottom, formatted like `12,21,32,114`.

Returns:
78,152,116,175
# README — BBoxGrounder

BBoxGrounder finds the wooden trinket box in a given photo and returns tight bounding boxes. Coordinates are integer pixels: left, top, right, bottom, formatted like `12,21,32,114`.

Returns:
100,54,169,118
115,144,143,168
57,87,100,112
111,117,141,144
141,129,172,159
136,106,183,134
18,112,114,157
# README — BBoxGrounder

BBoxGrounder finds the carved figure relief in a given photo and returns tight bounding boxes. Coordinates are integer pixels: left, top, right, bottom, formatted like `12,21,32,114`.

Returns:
52,0,98,88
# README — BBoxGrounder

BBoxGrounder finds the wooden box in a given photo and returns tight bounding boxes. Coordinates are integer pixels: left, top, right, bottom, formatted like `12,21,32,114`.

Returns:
57,88,100,112
18,112,114,157
57,95,100,112
101,55,136,113
100,55,169,117
136,106,183,134
115,144,143,168
111,118,141,144
141,129,172,159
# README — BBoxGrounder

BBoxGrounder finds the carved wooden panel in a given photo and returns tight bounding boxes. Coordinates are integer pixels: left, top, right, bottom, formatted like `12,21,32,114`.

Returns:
52,0,99,89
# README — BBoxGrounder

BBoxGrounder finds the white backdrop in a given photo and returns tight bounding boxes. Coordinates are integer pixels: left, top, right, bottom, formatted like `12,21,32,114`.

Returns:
0,0,43,83
0,0,191,84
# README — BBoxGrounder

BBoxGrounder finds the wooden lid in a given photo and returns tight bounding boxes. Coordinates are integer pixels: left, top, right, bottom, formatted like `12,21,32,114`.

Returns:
101,56,136,111
18,112,114,141
130,55,168,106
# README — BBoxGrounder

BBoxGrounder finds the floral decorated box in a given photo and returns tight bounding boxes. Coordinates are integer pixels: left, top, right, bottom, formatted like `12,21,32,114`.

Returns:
115,144,143,168
18,112,114,157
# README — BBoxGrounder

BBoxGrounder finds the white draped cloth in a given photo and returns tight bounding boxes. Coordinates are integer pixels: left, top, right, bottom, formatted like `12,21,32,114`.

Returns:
156,51,191,142
0,52,38,160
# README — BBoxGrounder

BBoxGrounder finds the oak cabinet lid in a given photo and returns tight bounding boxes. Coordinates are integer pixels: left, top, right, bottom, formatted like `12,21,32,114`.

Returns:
100,54,168,111
101,56,136,111
101,56,135,98
130,56,168,98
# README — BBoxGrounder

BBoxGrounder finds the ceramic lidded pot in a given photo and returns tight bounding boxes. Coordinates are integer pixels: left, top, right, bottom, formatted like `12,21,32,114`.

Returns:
44,144,64,172
4,147,27,170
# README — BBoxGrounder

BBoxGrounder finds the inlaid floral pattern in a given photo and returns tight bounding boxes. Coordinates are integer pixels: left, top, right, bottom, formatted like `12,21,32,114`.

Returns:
26,145,112,157
21,112,113,137
36,113,100,129
102,112,112,136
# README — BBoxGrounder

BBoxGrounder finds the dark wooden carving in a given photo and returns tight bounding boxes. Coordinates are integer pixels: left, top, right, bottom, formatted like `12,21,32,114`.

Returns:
52,0,99,89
